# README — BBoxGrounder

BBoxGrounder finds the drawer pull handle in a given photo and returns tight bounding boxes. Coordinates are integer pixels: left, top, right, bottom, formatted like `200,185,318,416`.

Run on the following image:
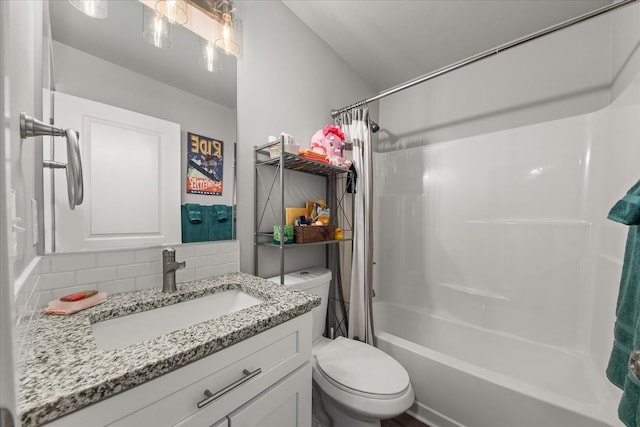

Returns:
197,368,262,409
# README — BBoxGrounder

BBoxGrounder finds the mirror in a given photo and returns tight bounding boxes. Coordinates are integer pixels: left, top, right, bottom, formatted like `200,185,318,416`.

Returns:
46,0,237,253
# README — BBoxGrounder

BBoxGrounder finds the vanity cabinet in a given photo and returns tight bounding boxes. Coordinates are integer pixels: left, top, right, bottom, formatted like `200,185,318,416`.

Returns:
253,136,353,282
46,312,312,427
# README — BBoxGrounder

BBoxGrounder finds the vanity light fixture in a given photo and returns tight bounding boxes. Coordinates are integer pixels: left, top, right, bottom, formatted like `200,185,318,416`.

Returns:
155,0,189,25
213,0,241,57
200,38,223,73
140,0,242,59
143,7,173,49
68,0,108,19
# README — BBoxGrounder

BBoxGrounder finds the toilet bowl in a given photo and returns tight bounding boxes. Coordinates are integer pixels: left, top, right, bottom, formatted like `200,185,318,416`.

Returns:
313,336,414,426
269,267,414,427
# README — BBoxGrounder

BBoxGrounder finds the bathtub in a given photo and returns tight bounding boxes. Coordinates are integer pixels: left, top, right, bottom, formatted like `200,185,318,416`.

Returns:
373,301,622,427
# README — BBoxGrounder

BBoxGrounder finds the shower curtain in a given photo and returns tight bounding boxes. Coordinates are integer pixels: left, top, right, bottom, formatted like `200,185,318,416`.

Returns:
337,107,375,344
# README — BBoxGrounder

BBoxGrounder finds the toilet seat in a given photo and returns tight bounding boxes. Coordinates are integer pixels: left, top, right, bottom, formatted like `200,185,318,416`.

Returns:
311,337,415,422
315,337,411,399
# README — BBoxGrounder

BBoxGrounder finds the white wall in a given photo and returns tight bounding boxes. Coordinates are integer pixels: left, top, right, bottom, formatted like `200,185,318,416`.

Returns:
236,0,375,277
3,1,45,417
610,2,640,99
52,41,236,207
377,13,612,152
7,1,45,282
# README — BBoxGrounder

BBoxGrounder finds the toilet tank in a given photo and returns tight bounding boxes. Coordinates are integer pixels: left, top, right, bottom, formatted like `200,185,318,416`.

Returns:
268,267,332,342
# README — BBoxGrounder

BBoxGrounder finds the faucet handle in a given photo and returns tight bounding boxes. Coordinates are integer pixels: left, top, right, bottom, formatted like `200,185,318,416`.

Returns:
163,247,176,260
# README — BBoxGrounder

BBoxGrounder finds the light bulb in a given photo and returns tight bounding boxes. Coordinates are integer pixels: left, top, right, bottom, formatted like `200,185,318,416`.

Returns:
153,15,165,47
200,38,222,72
143,6,172,49
222,22,231,50
215,18,241,56
155,0,188,25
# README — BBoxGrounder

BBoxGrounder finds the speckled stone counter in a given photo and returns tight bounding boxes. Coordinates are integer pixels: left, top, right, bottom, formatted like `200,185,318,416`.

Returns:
18,272,320,427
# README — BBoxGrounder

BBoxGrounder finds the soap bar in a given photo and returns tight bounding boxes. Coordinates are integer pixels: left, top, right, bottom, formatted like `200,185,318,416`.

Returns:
60,290,98,302
45,291,107,316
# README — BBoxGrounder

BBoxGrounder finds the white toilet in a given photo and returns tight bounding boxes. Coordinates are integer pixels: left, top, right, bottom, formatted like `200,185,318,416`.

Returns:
269,267,414,427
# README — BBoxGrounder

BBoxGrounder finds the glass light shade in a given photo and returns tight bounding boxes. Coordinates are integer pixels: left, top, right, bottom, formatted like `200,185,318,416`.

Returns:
68,0,108,19
214,18,242,57
155,0,188,25
199,39,223,73
143,7,172,49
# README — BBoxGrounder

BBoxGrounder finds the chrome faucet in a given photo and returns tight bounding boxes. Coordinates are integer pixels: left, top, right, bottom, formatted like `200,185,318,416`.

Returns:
162,248,185,293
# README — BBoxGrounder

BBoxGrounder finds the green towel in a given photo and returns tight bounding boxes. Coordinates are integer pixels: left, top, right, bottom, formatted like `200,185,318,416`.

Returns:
181,204,209,243
609,180,640,225
207,205,232,241
214,204,228,222
607,179,640,427
187,204,202,224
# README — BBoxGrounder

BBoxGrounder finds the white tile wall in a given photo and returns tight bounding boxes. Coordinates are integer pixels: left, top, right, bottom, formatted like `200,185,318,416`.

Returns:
37,241,240,306
371,92,637,350
13,241,240,353
14,258,42,374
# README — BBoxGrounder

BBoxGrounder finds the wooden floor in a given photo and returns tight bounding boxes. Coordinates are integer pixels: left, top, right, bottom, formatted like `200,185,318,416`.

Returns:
381,413,430,427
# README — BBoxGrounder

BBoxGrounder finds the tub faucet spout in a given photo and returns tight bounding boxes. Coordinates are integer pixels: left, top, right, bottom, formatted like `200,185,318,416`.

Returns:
162,248,185,293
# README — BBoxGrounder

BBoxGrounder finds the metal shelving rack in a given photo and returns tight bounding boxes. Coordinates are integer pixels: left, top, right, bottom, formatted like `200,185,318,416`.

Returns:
254,135,353,284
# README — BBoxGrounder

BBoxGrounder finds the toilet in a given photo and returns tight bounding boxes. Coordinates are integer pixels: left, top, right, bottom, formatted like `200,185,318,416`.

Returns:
269,267,414,427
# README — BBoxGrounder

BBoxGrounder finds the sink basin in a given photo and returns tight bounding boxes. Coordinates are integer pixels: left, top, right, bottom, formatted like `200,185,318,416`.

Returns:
91,290,264,351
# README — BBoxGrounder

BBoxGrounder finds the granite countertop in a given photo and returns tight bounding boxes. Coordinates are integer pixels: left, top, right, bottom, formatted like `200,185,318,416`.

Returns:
18,272,320,427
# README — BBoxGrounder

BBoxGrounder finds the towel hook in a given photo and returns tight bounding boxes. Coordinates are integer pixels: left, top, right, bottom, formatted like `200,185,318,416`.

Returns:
20,113,83,209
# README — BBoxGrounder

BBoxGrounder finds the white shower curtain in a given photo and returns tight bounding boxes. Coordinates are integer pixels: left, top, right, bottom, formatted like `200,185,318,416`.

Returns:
338,107,375,344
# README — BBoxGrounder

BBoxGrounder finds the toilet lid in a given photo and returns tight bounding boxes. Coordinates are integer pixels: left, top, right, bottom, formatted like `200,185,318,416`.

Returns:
315,337,410,396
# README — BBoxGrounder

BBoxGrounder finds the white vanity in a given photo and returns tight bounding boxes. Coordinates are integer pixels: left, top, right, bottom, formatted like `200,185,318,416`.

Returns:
18,273,318,427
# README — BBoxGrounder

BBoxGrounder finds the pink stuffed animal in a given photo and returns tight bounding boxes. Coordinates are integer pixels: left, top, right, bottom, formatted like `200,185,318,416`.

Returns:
310,125,346,165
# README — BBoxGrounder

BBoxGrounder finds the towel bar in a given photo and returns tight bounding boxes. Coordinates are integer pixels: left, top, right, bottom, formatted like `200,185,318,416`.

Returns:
20,113,83,209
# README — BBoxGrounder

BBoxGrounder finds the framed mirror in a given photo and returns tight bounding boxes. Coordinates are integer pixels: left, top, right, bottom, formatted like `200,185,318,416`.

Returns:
46,0,237,253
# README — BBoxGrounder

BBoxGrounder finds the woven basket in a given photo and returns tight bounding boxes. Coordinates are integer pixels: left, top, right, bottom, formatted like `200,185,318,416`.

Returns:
294,225,336,243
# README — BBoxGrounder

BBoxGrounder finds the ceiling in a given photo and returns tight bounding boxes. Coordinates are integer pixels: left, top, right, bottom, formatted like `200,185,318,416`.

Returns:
50,1,614,109
283,0,613,93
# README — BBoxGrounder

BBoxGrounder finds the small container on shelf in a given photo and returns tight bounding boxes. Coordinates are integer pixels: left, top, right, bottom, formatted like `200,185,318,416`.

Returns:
294,225,336,244
273,225,294,244
269,143,300,158
268,134,300,158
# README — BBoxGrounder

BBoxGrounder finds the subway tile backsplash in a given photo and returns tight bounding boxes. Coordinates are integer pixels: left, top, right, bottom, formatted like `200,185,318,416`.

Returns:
14,241,240,365
38,241,239,305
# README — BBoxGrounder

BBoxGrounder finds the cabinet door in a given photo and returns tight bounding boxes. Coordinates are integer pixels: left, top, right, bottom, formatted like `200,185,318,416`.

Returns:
228,363,311,427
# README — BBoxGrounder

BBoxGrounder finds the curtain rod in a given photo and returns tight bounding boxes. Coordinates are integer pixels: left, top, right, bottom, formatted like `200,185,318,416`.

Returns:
331,0,638,118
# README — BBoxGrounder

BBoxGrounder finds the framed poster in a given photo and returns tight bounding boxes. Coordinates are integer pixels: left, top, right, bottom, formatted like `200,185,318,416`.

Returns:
187,132,223,195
